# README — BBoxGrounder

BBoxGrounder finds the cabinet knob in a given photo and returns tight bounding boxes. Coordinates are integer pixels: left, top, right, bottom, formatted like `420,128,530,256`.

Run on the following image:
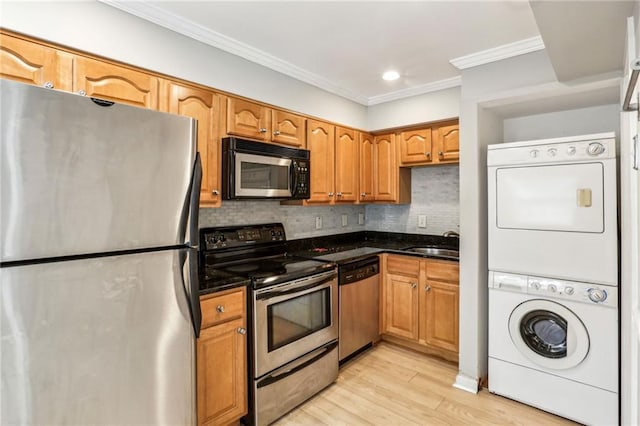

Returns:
328,192,334,197
273,130,281,136
411,282,417,289
216,305,225,313
212,189,219,196
361,192,366,197
237,327,247,335
425,285,432,292
438,151,444,157
259,128,267,133
78,90,86,96
43,81,54,89
337,192,343,197
426,152,431,158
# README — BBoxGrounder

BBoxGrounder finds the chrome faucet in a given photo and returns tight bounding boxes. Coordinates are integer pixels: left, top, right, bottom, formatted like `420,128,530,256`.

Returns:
443,230,460,238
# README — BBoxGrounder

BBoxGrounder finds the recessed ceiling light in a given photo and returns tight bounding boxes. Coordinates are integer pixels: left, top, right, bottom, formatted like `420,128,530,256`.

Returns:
382,70,400,81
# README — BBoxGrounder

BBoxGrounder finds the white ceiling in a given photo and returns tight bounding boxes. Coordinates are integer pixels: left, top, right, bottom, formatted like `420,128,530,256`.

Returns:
103,1,634,106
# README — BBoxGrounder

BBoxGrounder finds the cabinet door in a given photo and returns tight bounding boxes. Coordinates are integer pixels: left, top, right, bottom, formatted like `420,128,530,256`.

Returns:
384,273,419,340
165,82,221,207
0,33,72,91
400,128,433,165
306,119,335,203
226,97,269,141
335,127,359,202
359,132,374,203
434,123,459,163
373,133,398,202
423,280,459,353
271,109,305,147
197,317,247,426
73,56,159,109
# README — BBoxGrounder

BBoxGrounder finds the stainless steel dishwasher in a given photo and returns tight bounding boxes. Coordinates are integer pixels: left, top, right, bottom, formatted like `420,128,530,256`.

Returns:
338,256,380,362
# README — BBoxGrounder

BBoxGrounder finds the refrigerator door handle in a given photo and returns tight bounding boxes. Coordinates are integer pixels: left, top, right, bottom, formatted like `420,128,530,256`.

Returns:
180,248,202,337
181,151,202,248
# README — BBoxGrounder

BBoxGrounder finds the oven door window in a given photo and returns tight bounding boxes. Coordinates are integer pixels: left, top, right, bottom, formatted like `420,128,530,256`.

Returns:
267,287,331,351
235,152,292,197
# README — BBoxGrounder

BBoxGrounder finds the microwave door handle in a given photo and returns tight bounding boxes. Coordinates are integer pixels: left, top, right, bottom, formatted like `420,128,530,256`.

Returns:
290,160,299,197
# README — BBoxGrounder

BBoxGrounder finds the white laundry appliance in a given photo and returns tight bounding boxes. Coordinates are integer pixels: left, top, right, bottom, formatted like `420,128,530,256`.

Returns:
487,133,618,286
487,133,619,425
488,272,618,425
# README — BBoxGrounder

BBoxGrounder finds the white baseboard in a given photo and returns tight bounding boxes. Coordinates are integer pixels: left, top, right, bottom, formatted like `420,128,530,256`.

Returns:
453,372,479,394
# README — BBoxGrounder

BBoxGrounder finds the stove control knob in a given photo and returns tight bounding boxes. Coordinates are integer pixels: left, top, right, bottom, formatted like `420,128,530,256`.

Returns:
530,281,541,290
567,146,577,155
565,286,575,295
547,283,557,293
588,288,608,303
547,148,557,157
587,142,605,156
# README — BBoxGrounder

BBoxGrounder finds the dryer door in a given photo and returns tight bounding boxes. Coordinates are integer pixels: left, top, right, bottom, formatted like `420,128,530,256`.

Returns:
508,299,589,370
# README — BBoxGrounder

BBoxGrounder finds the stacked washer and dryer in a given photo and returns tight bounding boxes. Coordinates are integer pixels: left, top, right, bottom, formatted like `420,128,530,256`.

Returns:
487,132,619,425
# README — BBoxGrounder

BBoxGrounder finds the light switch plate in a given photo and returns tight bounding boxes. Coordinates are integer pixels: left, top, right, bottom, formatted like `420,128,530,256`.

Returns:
341,214,348,227
315,216,322,230
418,215,427,228
358,213,365,225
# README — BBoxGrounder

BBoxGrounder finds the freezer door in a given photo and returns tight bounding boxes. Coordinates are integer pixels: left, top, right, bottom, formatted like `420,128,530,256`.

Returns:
1,250,196,425
0,80,198,262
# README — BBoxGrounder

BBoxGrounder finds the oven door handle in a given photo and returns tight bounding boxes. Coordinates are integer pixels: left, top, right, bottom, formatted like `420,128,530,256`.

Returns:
255,270,336,300
256,340,338,389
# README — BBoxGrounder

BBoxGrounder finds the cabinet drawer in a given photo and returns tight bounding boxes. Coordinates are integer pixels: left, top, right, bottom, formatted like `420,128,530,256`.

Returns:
386,255,420,277
425,261,459,283
201,287,246,328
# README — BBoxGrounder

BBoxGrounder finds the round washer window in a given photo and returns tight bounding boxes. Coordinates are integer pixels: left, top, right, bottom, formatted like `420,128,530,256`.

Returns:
509,299,589,370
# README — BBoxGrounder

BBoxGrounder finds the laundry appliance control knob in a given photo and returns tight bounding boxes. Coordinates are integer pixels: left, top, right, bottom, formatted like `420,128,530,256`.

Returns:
588,288,608,303
530,281,541,290
530,149,539,158
547,284,557,293
564,286,575,295
567,146,577,155
587,142,605,156
547,148,557,157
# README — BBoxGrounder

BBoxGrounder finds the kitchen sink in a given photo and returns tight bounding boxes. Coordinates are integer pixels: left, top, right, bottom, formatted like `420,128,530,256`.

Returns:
403,246,459,259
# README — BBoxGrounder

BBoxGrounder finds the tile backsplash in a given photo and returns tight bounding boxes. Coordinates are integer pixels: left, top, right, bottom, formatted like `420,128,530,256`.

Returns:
366,165,459,235
199,165,459,239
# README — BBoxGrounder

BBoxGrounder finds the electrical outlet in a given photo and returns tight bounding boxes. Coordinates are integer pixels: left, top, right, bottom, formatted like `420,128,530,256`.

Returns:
358,213,365,225
418,215,427,228
341,214,348,227
315,216,322,230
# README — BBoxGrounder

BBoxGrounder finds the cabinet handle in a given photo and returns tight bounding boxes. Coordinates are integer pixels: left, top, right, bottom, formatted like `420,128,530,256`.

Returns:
273,130,281,136
216,305,225,313
78,90,86,96
361,192,366,197
212,189,219,196
43,81,54,89
337,192,343,197
237,327,247,335
328,192,334,197
411,282,417,289
425,285,432,292
259,128,267,133
425,152,431,158
438,151,444,157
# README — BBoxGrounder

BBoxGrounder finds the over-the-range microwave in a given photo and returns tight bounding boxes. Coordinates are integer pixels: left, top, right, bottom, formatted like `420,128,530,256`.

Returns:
222,137,311,200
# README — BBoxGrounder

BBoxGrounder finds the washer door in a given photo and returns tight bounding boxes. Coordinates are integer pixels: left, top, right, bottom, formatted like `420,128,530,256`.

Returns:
508,299,589,370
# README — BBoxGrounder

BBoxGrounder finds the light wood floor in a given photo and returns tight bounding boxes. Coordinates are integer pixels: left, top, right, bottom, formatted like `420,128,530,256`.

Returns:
273,342,577,425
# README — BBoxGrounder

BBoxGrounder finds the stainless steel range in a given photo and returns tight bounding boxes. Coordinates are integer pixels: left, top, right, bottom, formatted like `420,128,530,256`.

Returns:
199,223,338,426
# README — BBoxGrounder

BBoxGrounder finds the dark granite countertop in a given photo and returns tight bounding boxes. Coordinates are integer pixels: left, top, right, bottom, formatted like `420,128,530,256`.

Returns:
198,270,250,296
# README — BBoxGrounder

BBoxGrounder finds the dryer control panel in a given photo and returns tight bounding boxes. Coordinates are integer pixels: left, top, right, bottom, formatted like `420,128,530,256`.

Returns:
489,271,618,308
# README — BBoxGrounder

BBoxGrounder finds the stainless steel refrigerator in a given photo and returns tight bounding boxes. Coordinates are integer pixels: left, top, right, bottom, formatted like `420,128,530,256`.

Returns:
1,80,202,425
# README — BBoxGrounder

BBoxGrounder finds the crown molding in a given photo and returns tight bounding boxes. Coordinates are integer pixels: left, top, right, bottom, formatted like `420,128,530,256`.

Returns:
367,76,461,106
100,0,370,105
450,36,545,70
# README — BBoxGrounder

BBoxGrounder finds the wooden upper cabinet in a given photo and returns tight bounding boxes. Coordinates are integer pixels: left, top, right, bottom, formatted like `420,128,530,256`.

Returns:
399,128,433,165
163,82,221,207
225,97,270,141
0,33,72,91
226,97,305,147
434,123,459,163
373,133,398,202
359,132,374,203
334,127,359,202
271,109,306,147
73,56,159,109
306,119,335,203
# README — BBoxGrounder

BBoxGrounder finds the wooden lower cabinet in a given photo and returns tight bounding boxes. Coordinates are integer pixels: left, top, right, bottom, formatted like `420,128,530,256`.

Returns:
382,254,459,362
197,287,247,426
